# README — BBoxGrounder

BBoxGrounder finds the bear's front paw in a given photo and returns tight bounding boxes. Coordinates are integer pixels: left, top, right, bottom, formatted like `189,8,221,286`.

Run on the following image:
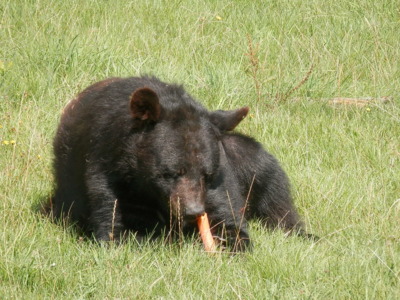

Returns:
229,235,252,253
216,230,252,253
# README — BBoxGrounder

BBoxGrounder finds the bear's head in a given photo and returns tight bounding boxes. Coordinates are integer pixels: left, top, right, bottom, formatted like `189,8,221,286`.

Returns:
129,87,248,225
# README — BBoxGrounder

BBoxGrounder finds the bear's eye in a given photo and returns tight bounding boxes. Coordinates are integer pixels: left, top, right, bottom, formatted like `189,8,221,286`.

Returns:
161,172,176,180
177,168,186,176
204,172,214,182
157,171,185,180
159,168,185,180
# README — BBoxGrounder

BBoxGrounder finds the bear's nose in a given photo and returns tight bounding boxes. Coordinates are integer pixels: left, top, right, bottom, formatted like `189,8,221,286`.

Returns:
184,203,205,220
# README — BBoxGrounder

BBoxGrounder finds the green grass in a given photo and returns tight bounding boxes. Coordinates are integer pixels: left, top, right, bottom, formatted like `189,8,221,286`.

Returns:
1,0,399,298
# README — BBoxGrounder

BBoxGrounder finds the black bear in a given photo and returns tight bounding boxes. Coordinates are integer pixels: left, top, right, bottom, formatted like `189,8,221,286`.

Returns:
52,76,310,251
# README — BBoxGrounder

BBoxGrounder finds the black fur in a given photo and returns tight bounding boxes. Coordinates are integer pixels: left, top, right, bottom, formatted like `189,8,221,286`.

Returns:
51,76,312,251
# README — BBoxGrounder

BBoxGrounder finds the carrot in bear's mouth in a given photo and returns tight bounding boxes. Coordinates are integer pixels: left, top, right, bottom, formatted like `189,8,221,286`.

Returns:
197,213,216,252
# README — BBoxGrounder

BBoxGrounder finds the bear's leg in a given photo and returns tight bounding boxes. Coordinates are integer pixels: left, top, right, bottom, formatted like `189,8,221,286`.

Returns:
53,183,88,225
52,161,90,230
85,167,125,242
206,184,251,252
249,175,318,239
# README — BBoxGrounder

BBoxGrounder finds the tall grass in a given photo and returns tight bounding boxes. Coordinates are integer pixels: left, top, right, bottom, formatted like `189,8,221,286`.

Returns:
1,0,399,298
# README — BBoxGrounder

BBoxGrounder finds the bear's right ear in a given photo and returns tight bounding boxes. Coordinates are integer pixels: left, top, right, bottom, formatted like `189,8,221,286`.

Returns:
209,106,249,131
130,87,161,122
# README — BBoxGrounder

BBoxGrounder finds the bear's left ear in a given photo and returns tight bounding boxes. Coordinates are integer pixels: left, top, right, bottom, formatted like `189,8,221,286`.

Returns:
130,87,161,122
209,106,249,131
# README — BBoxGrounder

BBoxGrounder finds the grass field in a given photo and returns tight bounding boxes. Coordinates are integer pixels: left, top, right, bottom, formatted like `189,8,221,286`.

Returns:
1,0,399,298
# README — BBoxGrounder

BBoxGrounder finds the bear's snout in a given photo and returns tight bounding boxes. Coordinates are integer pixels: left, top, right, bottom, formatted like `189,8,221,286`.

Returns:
170,176,205,221
183,202,205,220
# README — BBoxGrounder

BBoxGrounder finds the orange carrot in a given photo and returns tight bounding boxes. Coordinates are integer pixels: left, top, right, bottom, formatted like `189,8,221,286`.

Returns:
197,213,216,252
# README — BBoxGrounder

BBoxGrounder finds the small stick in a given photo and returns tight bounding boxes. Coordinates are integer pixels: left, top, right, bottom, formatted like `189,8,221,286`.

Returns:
280,64,314,102
109,199,118,241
